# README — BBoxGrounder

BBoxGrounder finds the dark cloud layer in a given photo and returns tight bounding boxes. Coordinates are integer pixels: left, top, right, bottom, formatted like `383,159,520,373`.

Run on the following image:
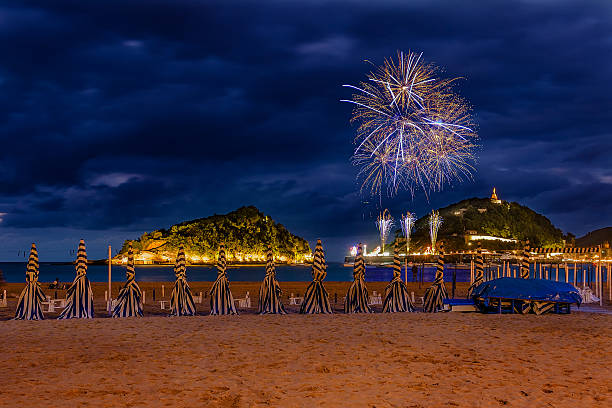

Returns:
1,0,611,260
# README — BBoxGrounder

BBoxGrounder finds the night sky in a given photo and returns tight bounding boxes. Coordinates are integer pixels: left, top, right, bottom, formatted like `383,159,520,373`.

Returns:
1,0,611,261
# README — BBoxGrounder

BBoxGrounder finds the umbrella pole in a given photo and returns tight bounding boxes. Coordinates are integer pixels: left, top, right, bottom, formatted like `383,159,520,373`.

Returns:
470,258,474,284
108,245,112,312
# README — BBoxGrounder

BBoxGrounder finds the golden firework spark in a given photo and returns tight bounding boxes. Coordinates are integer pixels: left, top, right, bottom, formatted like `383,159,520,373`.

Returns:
342,51,478,197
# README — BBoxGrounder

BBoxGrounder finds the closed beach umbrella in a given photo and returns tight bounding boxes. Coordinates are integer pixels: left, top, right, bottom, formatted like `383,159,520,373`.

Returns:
58,239,94,319
112,244,144,318
258,246,287,314
423,242,449,312
520,240,530,279
14,243,46,320
467,244,484,298
209,243,237,315
518,240,532,313
170,247,196,316
344,243,372,313
382,243,415,313
300,239,332,314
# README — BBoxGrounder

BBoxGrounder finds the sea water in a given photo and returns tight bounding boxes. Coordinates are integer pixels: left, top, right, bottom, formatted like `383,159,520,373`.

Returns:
0,262,472,283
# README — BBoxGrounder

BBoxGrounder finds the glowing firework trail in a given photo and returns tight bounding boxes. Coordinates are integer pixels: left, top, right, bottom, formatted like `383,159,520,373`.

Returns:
400,212,416,254
342,51,478,197
376,209,393,253
428,210,442,253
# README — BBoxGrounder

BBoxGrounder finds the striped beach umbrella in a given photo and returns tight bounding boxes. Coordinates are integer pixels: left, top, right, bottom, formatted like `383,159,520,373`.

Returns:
518,240,532,313
382,243,415,313
423,242,449,312
58,239,94,319
467,244,484,298
14,243,46,320
300,239,332,314
344,243,372,313
170,247,197,316
209,243,237,315
520,240,531,279
112,244,143,318
258,246,287,314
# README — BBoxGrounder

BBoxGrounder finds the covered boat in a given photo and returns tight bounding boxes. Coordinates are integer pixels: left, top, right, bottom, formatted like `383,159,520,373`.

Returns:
470,277,582,315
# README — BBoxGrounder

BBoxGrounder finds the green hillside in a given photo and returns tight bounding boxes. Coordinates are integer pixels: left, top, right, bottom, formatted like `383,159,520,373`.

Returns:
397,198,567,251
118,206,311,264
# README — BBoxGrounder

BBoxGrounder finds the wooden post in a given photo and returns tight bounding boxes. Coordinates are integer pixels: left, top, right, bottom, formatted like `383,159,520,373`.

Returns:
419,261,423,288
573,263,577,286
609,262,611,302
546,262,552,279
143,290,146,304
549,263,552,280
405,258,408,285
538,262,541,279
555,264,559,281
108,245,112,311
564,263,568,283
597,247,602,306
582,264,586,289
452,267,456,299
162,285,165,298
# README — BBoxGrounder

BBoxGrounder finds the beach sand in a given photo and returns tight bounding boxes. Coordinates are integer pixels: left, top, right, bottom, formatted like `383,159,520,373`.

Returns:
0,281,473,319
1,282,611,407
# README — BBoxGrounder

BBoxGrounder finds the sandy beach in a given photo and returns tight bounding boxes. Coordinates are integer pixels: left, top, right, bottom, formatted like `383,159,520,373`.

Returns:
1,281,611,407
1,281,472,319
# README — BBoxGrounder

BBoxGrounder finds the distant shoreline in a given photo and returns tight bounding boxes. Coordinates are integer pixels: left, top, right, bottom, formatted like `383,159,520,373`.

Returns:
0,260,315,267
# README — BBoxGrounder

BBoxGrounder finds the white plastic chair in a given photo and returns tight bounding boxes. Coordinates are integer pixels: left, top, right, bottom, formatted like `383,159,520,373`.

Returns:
0,290,7,308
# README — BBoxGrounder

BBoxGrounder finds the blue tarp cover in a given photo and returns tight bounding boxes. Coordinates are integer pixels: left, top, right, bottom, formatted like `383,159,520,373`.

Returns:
471,277,582,305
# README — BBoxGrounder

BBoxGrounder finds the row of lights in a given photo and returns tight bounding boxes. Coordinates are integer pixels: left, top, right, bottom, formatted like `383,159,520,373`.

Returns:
119,251,311,264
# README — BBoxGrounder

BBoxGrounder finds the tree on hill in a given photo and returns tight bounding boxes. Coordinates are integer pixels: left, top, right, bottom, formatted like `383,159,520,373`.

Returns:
393,198,567,252
575,227,612,247
118,206,311,263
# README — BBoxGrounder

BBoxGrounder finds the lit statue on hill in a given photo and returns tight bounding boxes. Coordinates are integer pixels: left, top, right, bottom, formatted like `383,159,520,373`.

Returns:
491,187,501,204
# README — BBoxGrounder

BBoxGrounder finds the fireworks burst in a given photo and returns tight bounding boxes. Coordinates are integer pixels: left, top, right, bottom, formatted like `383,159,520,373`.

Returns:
376,209,393,253
428,210,443,253
343,51,478,197
400,212,416,254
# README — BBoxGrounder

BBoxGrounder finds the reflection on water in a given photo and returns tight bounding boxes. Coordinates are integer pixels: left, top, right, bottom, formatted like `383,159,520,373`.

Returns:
0,261,471,283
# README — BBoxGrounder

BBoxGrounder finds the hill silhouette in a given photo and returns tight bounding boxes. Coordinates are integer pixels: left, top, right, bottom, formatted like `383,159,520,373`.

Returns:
575,227,612,247
395,197,567,252
118,206,310,264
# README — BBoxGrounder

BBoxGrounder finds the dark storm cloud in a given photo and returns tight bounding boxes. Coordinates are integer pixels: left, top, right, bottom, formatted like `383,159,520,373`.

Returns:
0,0,611,260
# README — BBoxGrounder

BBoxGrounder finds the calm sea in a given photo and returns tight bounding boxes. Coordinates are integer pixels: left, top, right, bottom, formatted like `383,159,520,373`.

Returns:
0,262,472,283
